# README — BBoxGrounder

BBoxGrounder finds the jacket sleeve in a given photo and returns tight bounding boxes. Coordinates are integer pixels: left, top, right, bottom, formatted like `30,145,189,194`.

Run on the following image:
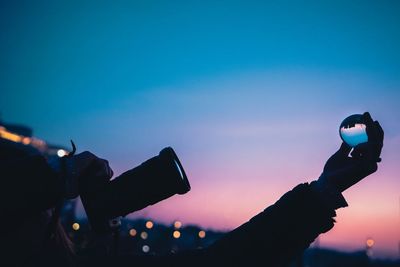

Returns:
202,182,339,267
86,182,341,267
0,155,64,223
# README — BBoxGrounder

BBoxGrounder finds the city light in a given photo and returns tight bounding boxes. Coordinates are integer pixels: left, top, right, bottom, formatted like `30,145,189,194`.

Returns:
57,149,67,157
198,230,206,239
140,231,148,240
22,137,31,145
142,245,150,253
72,222,80,231
173,230,181,239
129,229,137,237
0,127,22,143
174,221,182,229
0,126,52,153
145,221,154,229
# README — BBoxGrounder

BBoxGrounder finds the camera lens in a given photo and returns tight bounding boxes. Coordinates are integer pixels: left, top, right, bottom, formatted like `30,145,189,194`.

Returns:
80,147,191,233
174,160,184,180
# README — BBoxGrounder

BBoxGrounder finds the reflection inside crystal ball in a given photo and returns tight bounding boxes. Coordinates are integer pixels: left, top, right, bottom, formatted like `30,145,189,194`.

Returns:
339,114,368,147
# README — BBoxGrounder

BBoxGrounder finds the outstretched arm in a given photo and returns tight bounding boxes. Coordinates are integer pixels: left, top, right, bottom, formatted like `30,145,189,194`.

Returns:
201,112,384,267
203,182,337,267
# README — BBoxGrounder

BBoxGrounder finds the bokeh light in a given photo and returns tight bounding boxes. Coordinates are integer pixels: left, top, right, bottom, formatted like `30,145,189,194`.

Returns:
72,223,80,231
198,230,206,239
129,229,137,237
142,245,150,253
173,230,181,239
145,221,154,229
140,231,148,240
57,149,66,157
174,221,182,229
367,238,375,248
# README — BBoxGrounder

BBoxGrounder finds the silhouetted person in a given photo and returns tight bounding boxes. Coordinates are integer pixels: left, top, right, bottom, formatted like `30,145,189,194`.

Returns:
0,112,383,267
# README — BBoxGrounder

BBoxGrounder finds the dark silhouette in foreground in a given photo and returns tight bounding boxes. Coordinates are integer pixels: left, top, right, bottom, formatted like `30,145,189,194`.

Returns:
0,112,383,267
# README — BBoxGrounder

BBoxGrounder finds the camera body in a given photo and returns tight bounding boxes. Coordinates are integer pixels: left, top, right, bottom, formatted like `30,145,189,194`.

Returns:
79,147,190,233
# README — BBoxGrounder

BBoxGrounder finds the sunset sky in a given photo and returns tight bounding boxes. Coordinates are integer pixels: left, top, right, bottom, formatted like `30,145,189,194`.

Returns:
1,0,400,259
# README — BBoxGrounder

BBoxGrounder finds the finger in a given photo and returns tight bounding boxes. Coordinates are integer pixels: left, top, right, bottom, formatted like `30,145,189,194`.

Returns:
375,121,384,144
74,151,97,172
352,142,371,158
94,160,113,179
103,159,114,178
352,142,382,163
373,122,383,162
102,159,113,178
363,115,384,162
363,112,373,125
363,112,379,142
94,167,112,178
361,116,384,162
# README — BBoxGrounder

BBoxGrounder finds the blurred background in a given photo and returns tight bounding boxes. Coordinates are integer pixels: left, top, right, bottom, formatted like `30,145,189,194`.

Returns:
1,0,400,265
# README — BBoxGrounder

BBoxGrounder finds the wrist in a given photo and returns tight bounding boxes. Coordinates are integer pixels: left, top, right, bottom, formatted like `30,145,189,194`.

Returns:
312,179,348,210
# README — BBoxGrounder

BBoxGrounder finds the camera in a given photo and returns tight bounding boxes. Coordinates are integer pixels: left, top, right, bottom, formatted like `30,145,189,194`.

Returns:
79,147,191,233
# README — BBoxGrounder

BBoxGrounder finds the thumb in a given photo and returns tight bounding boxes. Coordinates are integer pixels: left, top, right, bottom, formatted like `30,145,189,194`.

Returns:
338,142,352,155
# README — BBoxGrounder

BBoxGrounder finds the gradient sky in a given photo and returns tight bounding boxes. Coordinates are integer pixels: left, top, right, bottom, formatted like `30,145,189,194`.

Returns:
1,0,400,259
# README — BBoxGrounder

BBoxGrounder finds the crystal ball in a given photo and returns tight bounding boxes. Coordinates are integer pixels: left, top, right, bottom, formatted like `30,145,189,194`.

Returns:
339,114,368,147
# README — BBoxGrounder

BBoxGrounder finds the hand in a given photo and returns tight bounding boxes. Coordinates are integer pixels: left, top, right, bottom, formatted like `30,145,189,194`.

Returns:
318,112,384,192
64,151,113,199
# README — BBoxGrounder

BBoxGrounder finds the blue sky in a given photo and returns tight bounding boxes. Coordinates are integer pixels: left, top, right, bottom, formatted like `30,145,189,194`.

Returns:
1,0,400,258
